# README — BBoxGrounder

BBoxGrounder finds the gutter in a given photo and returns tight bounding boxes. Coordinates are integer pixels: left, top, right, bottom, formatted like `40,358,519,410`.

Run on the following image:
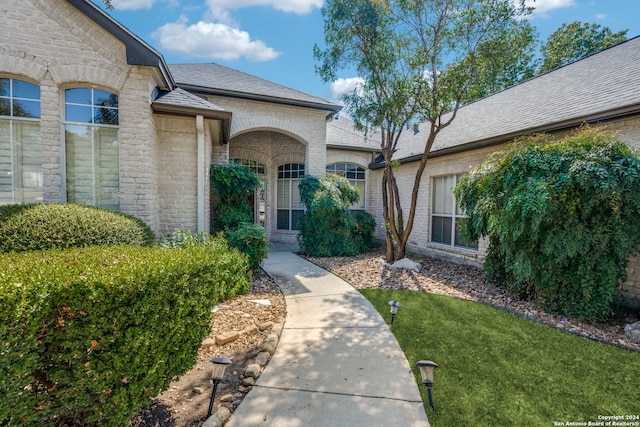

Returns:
178,84,342,113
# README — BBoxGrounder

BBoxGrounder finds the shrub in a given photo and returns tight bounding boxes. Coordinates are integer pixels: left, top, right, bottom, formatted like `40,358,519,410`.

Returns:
0,241,251,426
210,164,268,268
227,223,269,270
298,174,376,256
210,164,260,232
0,203,156,252
455,127,640,320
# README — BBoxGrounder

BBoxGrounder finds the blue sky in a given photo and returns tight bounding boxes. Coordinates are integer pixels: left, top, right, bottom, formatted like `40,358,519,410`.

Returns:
99,0,640,102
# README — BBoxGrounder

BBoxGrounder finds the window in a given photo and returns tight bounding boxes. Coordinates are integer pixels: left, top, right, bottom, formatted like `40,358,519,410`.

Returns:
0,78,42,204
277,163,304,230
326,162,366,210
431,174,478,250
230,158,266,175
64,87,119,210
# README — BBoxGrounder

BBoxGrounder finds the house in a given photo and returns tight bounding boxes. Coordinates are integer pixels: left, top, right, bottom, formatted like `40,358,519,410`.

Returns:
346,35,640,307
2,0,639,305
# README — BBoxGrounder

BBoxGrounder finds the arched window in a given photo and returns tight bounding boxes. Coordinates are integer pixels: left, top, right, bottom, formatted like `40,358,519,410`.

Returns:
0,78,42,204
230,158,266,175
326,162,366,210
64,87,119,210
277,163,304,230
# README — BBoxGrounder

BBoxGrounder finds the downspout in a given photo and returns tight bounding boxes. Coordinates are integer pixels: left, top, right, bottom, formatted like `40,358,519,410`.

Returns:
196,115,205,233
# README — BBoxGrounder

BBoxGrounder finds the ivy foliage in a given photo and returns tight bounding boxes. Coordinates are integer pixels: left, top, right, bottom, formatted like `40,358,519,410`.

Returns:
297,174,376,256
455,127,640,320
210,164,268,268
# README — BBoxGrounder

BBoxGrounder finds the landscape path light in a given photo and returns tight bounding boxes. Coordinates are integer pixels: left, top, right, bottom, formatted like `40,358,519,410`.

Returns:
207,357,232,418
416,360,439,412
388,300,401,324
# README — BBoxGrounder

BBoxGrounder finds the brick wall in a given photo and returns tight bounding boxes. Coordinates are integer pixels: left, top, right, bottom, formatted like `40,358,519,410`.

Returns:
2,0,162,231
155,115,198,236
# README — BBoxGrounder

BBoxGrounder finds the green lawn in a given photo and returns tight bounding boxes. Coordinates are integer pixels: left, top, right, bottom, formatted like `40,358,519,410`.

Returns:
362,289,640,426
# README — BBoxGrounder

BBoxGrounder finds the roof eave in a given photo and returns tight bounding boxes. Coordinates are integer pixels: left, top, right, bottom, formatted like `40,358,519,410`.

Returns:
151,104,232,142
66,0,175,90
327,144,379,153
178,84,342,113
369,103,640,170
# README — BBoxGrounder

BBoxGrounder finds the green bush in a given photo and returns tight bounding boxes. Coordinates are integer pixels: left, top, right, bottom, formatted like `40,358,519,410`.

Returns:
298,174,376,256
210,164,269,268
227,223,269,270
455,127,640,320
210,164,260,232
0,241,251,426
0,203,156,252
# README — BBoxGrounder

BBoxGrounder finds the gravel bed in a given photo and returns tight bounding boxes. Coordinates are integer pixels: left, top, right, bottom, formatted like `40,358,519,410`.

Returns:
303,248,640,353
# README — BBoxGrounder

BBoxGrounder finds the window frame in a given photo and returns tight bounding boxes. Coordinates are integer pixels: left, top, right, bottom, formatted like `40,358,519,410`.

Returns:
276,163,305,231
0,77,42,205
64,86,120,210
431,174,478,250
326,162,366,210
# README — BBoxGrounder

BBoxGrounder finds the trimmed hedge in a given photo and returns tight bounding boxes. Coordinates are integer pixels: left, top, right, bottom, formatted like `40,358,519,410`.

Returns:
0,241,251,426
0,203,157,252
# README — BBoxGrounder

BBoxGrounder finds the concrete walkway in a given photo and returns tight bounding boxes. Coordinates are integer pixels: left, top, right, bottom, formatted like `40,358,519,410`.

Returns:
225,244,430,427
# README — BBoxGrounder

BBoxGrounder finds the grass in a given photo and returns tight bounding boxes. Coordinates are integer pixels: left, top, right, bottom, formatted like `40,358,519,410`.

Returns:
361,289,640,426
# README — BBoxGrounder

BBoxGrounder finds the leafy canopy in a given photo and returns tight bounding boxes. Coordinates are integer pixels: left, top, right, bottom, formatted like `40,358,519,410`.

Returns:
455,127,640,320
315,0,532,262
538,21,628,74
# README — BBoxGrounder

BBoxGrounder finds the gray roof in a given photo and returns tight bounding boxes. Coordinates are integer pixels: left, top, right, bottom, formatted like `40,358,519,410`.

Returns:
153,87,228,116
327,116,380,152
168,63,341,112
330,36,640,164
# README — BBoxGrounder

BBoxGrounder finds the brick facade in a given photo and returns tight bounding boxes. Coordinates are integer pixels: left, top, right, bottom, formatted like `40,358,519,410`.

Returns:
2,0,162,230
377,118,640,306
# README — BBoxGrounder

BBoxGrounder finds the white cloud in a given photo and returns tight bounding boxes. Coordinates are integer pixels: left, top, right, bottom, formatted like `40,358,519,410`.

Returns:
111,0,155,10
206,0,323,15
595,13,606,20
328,77,365,103
525,0,576,17
152,20,281,61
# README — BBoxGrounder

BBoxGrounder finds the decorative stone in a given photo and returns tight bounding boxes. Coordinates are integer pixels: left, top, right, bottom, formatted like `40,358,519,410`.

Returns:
258,321,273,331
624,321,640,344
202,406,231,427
192,387,205,394
242,376,255,386
216,331,239,345
219,393,235,402
263,333,279,354
248,299,272,306
273,321,285,337
241,324,259,335
244,363,261,379
202,338,216,346
386,257,421,272
238,385,252,393
255,351,270,366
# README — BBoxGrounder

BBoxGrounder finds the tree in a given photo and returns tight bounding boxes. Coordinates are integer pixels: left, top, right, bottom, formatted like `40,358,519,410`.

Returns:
537,21,628,74
455,127,640,320
314,0,533,262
